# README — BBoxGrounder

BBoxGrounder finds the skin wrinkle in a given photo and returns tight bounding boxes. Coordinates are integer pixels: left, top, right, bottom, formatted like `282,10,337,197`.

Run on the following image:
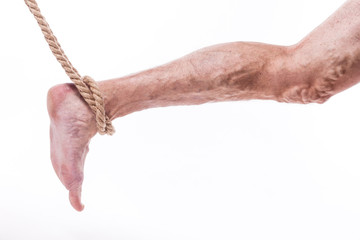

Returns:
277,48,360,104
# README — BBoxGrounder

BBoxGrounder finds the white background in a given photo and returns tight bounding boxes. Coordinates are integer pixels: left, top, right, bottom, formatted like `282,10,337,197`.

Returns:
1,0,360,239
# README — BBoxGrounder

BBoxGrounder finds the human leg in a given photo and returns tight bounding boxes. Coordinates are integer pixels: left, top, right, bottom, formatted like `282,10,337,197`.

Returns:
47,42,291,211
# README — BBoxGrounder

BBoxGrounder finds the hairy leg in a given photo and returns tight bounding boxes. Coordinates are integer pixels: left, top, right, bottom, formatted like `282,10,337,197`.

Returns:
47,0,360,211
47,42,290,211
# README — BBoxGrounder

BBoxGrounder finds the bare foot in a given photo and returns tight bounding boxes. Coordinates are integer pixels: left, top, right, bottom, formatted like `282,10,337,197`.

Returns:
47,83,97,211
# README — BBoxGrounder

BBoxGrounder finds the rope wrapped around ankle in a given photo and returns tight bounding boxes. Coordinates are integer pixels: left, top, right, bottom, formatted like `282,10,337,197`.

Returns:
24,0,115,135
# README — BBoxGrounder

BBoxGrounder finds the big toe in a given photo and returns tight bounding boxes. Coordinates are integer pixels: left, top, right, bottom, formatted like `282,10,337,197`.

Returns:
69,187,85,212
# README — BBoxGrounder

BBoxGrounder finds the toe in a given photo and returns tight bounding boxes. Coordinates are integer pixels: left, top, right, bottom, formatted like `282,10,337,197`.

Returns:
69,187,85,212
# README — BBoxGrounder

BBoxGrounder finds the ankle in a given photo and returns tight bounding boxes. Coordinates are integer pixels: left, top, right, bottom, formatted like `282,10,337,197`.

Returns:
98,77,148,120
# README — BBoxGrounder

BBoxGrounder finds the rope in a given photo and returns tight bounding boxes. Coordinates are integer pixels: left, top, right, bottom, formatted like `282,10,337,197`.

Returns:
24,0,115,135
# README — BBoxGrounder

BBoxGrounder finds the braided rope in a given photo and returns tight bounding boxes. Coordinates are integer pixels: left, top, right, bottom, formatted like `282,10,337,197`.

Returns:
24,0,114,135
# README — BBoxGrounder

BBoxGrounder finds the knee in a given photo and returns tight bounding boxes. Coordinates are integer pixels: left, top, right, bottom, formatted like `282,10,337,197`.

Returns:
278,77,335,104
274,47,356,104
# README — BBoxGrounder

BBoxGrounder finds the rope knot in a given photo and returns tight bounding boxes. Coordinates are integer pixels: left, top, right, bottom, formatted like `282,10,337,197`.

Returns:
81,75,115,135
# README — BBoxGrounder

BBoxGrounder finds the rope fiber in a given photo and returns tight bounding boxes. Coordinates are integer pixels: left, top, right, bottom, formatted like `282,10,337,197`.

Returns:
24,0,115,135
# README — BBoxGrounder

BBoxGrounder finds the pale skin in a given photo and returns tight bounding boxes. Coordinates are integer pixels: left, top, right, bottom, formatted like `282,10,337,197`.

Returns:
47,0,360,211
